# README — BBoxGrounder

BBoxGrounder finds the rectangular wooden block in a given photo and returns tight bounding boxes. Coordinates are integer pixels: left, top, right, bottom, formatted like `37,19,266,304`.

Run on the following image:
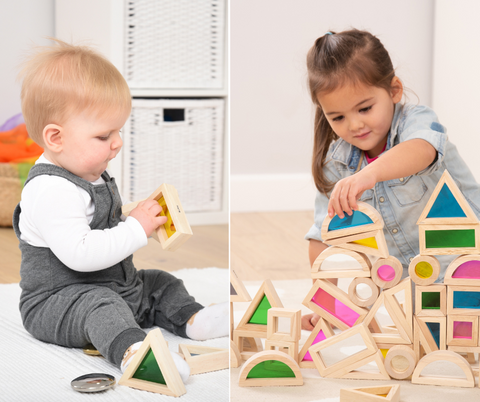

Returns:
414,315,446,361
447,315,479,347
447,285,480,316
302,279,368,331
415,284,446,317
419,224,480,256
267,308,301,342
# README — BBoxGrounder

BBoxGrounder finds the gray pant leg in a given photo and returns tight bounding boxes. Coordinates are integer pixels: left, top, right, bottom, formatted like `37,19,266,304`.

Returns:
137,270,203,337
23,285,145,367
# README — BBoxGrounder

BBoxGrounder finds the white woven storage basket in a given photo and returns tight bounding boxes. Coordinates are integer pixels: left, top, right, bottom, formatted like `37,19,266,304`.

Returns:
125,0,225,89
124,98,224,212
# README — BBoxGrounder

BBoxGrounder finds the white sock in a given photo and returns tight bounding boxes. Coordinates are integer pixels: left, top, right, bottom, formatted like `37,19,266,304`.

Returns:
121,341,190,383
185,302,229,341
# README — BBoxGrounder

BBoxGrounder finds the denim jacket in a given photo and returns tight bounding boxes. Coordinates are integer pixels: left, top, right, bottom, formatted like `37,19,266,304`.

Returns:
305,103,480,276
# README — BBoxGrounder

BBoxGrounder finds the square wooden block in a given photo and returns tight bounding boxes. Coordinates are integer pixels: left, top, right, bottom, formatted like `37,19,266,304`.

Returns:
447,315,479,347
264,339,298,363
415,284,446,317
267,308,301,342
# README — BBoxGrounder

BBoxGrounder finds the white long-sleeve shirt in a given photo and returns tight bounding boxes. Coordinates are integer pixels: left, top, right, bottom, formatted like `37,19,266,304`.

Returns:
18,155,147,272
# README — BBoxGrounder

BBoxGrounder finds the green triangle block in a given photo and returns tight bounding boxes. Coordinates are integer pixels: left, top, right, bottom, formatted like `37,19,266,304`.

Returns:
132,348,166,385
247,360,295,378
248,295,271,325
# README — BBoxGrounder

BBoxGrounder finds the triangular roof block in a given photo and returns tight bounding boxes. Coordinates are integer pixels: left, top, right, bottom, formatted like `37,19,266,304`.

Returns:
236,280,283,333
417,170,478,225
238,350,303,387
118,329,186,397
340,384,400,402
178,344,228,375
230,269,252,302
321,202,384,241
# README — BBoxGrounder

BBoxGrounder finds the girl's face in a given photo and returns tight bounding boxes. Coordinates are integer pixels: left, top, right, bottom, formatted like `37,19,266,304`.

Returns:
317,78,403,158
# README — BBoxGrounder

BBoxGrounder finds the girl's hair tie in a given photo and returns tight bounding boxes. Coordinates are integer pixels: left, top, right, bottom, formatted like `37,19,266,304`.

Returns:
325,32,333,35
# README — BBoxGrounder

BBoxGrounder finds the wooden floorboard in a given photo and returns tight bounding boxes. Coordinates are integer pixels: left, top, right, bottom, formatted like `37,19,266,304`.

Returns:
230,210,314,281
0,224,228,284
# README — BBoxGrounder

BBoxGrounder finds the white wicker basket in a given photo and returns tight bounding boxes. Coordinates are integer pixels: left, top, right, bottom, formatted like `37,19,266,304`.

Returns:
124,0,225,89
123,98,225,212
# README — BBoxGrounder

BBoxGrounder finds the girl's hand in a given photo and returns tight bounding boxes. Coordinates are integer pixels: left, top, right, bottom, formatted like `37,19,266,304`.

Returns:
129,199,167,237
301,313,321,330
328,170,376,219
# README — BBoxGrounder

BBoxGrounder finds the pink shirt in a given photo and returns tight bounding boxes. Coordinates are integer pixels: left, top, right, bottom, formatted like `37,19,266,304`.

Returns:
365,142,387,164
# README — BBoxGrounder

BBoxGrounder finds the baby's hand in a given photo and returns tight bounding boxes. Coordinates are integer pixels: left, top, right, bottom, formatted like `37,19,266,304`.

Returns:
129,199,167,238
301,313,320,331
328,170,376,219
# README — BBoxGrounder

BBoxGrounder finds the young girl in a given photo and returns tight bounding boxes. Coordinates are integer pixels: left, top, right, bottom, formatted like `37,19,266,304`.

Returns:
302,29,480,330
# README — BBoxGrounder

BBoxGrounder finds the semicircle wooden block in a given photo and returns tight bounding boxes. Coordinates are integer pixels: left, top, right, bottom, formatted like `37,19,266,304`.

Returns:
238,350,303,387
321,202,384,241
444,255,480,286
411,350,475,388
311,246,371,279
325,229,390,258
408,254,440,286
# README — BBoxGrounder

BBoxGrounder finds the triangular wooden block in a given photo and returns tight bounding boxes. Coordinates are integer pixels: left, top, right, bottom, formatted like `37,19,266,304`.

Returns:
414,316,446,361
340,384,400,402
230,269,252,302
321,201,384,241
238,350,303,387
326,229,390,258
119,329,186,397
362,291,411,345
311,246,371,279
178,344,228,375
298,317,335,368
383,278,413,340
236,280,283,334
417,170,478,225
327,350,390,380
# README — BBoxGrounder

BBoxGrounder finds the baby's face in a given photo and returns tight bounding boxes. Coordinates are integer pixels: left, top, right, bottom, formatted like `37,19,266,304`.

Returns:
56,109,129,182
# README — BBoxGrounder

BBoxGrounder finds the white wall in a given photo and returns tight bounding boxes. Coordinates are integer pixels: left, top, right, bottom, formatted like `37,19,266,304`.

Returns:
0,0,54,126
231,0,435,212
433,0,480,182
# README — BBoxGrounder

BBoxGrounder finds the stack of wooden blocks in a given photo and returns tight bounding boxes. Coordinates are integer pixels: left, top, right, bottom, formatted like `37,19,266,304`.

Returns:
232,170,480,394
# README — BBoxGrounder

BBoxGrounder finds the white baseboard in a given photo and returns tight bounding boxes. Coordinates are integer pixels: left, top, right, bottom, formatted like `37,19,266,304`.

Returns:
231,173,316,212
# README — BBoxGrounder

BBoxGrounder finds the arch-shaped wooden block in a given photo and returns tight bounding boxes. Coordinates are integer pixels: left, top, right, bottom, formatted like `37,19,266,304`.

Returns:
311,246,371,279
384,345,416,380
238,350,303,387
408,255,440,286
321,201,384,241
444,255,480,286
411,350,474,388
348,277,379,307
371,256,403,289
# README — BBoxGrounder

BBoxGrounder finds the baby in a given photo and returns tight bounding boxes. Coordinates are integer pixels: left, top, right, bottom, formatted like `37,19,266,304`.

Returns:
13,39,228,378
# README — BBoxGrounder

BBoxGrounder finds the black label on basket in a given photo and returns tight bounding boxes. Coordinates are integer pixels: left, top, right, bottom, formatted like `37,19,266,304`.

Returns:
163,109,185,122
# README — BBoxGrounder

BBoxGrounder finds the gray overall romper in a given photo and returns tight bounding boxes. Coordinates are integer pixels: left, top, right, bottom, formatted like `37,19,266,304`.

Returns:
13,164,203,367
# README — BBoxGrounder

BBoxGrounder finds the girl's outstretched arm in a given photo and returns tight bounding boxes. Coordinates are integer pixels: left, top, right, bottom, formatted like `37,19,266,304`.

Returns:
328,138,437,219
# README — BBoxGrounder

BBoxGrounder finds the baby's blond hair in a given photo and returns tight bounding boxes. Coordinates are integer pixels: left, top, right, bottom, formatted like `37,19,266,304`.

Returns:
18,39,131,146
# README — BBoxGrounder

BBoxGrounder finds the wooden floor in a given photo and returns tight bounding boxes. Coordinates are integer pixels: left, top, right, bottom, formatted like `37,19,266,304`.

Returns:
0,224,228,284
230,210,314,281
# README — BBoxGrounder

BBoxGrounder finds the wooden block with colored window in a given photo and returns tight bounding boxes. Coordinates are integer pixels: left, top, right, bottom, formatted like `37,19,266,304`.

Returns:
415,284,446,317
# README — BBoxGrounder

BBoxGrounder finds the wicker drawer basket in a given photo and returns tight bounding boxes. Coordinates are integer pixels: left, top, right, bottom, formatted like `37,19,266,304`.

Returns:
123,98,225,212
125,0,225,89
0,164,22,227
